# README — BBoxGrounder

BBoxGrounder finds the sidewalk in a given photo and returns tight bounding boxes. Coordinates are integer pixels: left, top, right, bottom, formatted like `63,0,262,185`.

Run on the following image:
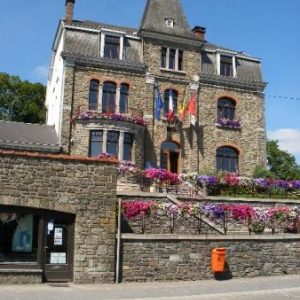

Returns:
1,275,300,300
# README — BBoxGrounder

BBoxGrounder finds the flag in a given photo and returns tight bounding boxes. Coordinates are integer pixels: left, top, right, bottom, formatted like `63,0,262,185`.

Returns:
155,84,163,120
178,86,188,121
168,90,174,120
178,97,187,121
187,93,197,125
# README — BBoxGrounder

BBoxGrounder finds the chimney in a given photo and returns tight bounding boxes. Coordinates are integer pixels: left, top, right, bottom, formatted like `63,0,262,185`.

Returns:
65,0,75,22
192,26,206,41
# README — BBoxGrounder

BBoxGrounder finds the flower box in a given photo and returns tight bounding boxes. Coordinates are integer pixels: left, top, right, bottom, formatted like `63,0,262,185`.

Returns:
216,118,241,130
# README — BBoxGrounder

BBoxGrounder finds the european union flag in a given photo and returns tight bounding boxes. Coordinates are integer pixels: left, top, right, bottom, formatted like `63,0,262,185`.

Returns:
155,84,163,121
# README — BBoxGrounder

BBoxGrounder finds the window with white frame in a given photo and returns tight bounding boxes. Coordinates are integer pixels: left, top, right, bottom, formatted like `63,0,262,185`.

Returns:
161,47,183,71
89,130,133,161
216,52,237,77
100,31,124,60
165,18,174,28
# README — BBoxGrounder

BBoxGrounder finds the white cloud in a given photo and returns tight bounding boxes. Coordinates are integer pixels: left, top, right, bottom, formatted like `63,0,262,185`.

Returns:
267,128,300,163
33,65,48,82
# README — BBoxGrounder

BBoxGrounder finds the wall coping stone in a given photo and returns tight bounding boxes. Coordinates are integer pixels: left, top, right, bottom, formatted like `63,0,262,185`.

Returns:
120,233,300,241
0,150,118,164
117,191,300,204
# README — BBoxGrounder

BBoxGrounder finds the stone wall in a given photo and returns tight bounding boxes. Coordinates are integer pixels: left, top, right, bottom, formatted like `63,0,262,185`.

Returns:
120,235,300,282
0,151,118,284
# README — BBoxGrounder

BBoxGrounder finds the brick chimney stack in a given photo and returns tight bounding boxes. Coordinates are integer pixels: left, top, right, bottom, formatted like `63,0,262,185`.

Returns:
192,26,206,41
65,0,75,22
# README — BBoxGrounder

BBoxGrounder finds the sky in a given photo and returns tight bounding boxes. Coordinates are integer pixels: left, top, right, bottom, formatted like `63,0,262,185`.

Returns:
0,0,299,164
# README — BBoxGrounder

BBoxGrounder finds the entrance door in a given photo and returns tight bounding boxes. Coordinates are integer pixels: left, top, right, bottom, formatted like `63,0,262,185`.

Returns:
43,216,74,282
160,141,181,174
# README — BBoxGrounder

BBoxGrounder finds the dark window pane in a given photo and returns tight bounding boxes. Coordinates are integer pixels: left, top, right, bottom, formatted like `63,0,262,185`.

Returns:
161,48,167,68
169,49,176,69
220,55,233,76
89,80,99,110
217,98,236,120
123,133,133,161
216,146,239,172
178,50,183,70
0,213,39,263
104,35,120,59
107,131,119,156
120,84,129,114
89,131,103,157
102,82,116,114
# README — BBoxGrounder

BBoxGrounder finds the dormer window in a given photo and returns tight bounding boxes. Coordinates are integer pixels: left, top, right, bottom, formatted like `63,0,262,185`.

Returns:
216,51,237,77
104,35,120,59
100,31,124,60
165,18,174,28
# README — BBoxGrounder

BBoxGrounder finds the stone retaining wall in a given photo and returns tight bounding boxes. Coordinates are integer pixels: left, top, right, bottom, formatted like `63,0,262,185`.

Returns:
120,234,300,282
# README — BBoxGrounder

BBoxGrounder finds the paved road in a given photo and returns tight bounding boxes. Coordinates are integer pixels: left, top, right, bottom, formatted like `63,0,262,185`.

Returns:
1,275,300,300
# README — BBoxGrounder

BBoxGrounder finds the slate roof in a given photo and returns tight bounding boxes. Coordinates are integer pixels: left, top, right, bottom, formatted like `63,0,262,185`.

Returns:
139,0,198,40
0,121,61,153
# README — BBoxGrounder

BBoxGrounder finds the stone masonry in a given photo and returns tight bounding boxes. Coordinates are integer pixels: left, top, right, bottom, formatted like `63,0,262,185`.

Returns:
0,151,118,284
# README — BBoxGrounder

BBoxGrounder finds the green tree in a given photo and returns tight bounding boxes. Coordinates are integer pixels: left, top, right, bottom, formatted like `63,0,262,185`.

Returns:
266,140,300,180
0,72,46,123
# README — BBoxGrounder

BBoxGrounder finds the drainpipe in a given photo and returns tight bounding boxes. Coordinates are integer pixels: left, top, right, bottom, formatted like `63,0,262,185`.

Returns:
116,198,122,283
68,63,76,155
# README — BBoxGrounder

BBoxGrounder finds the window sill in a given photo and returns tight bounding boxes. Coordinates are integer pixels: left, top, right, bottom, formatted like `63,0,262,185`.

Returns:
215,124,241,130
160,68,186,75
0,268,42,273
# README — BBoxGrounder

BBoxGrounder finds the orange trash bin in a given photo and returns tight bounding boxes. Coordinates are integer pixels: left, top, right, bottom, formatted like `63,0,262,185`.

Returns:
211,248,226,272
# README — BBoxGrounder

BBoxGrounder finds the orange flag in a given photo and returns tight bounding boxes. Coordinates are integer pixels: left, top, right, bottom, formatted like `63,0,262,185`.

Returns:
187,93,197,125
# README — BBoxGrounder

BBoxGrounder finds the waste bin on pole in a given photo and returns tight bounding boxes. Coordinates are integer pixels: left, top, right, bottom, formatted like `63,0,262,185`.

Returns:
211,248,226,272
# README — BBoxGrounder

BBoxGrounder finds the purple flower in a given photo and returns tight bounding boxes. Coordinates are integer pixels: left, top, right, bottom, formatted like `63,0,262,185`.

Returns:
253,178,270,188
272,180,289,189
216,118,241,129
196,175,218,186
290,181,300,190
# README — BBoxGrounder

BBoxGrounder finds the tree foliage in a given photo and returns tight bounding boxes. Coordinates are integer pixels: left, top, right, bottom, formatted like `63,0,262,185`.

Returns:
0,72,46,123
266,140,300,180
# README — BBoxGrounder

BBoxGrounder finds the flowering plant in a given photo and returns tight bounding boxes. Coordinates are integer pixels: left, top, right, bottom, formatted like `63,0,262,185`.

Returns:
122,201,154,219
117,161,140,175
121,201,300,233
73,111,147,126
97,153,118,159
196,175,218,186
216,118,241,129
143,168,181,184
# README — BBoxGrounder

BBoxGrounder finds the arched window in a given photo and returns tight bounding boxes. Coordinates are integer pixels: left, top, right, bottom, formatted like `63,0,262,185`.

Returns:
217,98,236,120
102,82,116,114
89,80,99,110
120,83,129,114
216,146,239,173
163,89,178,117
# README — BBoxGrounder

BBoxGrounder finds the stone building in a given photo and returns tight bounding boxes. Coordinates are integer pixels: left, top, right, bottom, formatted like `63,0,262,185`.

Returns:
46,0,267,177
0,121,118,284
0,0,269,284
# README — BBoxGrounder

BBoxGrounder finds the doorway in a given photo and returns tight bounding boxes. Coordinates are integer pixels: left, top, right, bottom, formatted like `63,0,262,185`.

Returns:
160,141,181,174
42,215,74,282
